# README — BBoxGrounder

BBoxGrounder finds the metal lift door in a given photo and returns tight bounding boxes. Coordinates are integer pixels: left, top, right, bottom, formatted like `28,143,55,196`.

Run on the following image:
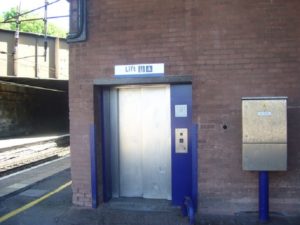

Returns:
118,85,171,199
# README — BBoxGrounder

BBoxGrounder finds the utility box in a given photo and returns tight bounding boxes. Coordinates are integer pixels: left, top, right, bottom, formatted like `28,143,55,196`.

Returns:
242,97,287,171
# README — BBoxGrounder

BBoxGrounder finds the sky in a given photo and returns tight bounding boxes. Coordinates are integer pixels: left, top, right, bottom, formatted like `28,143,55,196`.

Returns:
0,0,69,31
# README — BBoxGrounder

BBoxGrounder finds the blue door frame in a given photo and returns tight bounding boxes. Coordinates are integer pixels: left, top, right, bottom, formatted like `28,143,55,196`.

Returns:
170,84,196,207
90,83,198,210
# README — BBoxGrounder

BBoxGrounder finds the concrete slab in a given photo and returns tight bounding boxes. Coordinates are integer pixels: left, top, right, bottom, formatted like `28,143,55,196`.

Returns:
58,205,189,225
105,198,175,212
6,183,27,189
19,189,48,197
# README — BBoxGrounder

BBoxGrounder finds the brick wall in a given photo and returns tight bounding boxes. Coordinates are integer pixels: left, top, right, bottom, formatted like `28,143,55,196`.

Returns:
0,82,69,138
0,82,34,137
69,0,300,215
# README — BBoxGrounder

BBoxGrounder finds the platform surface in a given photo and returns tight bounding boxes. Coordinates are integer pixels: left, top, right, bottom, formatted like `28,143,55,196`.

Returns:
0,156,70,199
0,159,299,225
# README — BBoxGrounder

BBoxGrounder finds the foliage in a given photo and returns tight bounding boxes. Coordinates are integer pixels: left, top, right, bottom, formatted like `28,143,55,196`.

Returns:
0,7,67,38
0,15,10,30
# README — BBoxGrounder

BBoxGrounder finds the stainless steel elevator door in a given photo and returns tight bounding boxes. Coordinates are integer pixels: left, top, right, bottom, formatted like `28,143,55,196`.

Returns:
118,85,171,200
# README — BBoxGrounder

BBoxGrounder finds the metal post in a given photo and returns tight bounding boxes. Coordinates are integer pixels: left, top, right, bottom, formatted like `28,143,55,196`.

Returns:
54,37,60,78
35,38,38,77
259,171,269,223
13,3,21,76
43,0,48,62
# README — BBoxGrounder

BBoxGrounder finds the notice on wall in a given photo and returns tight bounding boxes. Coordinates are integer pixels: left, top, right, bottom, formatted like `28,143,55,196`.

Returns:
114,63,164,77
175,104,187,117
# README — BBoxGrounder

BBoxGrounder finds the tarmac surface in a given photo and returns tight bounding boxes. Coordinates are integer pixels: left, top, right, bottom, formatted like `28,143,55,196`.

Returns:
0,156,70,199
0,166,299,225
0,168,190,225
0,155,299,225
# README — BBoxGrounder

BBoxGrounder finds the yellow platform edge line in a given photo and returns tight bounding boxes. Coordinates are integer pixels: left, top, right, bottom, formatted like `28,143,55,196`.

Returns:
0,180,72,223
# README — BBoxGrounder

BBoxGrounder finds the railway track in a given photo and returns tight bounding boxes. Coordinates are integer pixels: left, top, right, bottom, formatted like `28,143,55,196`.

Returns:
0,137,70,177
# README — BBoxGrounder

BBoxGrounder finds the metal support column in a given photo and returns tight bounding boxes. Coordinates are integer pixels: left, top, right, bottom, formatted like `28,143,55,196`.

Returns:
259,171,269,223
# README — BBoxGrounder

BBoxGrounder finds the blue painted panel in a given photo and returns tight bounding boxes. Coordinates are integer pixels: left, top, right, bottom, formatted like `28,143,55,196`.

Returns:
90,124,98,208
171,84,193,205
101,88,112,202
192,124,198,211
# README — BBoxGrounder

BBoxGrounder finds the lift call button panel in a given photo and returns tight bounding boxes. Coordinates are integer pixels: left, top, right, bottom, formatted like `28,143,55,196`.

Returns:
175,128,188,153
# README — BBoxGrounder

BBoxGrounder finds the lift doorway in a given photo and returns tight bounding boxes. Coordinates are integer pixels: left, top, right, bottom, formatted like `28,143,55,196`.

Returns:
95,77,197,209
112,85,171,199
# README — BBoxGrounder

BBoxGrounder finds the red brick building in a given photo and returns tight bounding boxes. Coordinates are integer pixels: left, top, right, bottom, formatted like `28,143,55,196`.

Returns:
68,0,300,216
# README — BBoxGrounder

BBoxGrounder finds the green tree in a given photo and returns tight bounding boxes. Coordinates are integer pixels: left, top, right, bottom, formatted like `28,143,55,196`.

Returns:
0,15,10,30
0,7,67,38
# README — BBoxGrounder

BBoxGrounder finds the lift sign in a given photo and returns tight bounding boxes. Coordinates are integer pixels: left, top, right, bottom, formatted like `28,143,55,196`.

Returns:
114,63,164,77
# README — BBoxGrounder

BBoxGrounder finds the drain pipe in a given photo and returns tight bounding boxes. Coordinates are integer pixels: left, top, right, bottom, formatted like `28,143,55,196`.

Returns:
259,171,269,223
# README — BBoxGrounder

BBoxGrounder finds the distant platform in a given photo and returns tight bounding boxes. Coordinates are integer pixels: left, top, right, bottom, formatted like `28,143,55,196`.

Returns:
0,134,69,152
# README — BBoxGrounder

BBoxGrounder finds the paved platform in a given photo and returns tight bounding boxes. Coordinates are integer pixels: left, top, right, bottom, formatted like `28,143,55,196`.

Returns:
197,213,300,225
0,163,299,225
0,168,72,225
0,156,70,200
0,168,191,225
0,134,69,152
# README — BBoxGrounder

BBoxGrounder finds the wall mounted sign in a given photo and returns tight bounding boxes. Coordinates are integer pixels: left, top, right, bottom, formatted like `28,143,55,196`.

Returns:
114,63,164,77
175,104,187,117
